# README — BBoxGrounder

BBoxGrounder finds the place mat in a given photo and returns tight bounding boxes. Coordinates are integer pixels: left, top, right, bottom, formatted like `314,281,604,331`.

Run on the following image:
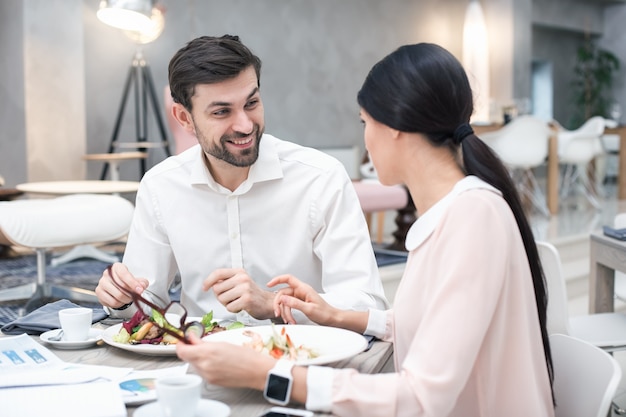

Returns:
1,299,108,335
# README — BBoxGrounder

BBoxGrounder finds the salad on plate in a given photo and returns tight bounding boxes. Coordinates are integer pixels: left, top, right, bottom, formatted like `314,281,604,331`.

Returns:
243,324,318,361
113,309,243,345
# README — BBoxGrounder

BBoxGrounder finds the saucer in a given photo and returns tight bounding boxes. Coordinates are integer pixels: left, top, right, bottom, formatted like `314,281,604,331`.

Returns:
40,328,103,349
134,399,230,417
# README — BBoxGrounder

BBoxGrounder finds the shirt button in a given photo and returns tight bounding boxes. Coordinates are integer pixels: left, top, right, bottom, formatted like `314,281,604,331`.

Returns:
231,232,238,239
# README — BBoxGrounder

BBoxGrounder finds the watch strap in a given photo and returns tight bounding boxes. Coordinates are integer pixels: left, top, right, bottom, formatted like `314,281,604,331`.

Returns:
273,359,295,375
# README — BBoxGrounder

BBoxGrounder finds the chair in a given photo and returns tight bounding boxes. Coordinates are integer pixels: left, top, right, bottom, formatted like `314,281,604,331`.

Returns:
539,240,626,349
480,115,551,216
351,180,408,245
550,333,621,417
0,194,134,312
538,240,626,415
555,116,606,209
164,85,198,154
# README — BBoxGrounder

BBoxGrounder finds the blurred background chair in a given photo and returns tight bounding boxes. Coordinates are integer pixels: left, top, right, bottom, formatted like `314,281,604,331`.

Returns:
538,240,626,415
539,240,626,350
550,333,621,417
555,116,606,209
0,194,134,312
480,115,551,216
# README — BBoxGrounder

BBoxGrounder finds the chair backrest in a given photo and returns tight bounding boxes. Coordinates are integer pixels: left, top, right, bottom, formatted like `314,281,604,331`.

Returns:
480,115,550,169
557,116,605,163
536,241,572,335
550,333,622,417
164,85,199,154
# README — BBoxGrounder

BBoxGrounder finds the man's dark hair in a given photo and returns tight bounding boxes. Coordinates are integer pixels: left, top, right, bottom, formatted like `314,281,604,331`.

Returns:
168,34,262,110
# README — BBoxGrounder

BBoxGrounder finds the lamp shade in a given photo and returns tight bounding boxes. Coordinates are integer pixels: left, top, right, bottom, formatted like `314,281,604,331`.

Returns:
97,0,155,32
123,5,165,44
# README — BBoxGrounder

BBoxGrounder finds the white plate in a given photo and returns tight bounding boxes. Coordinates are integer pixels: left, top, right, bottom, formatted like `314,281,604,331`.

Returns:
102,317,212,356
134,399,230,417
202,324,368,366
40,328,103,349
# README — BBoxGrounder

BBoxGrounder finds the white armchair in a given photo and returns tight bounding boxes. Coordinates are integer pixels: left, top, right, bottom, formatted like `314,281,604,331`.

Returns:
480,115,552,216
555,116,605,209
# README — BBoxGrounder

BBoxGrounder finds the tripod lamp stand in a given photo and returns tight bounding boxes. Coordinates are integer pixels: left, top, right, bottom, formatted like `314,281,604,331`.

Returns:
97,0,171,179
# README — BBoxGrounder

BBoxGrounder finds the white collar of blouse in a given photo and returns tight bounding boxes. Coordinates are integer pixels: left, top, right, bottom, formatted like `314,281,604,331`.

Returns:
404,175,501,251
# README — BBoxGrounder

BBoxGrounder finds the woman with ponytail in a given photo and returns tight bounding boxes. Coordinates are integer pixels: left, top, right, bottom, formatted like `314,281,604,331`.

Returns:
177,43,555,417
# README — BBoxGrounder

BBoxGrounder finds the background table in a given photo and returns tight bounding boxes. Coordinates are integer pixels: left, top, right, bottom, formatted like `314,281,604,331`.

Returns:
10,324,394,416
605,125,626,199
17,180,139,195
589,230,626,313
83,152,147,182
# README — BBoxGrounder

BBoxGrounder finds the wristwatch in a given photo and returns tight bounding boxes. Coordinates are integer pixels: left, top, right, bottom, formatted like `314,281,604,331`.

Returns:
264,359,294,405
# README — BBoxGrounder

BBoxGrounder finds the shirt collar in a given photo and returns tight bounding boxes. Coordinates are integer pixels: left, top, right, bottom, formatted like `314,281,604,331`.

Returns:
404,176,501,251
188,134,284,193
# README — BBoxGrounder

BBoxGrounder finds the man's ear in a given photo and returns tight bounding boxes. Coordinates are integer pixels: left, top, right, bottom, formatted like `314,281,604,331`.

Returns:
172,103,196,135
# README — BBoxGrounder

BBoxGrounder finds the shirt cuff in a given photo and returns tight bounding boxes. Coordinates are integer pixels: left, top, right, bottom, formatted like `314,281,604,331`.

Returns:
364,307,386,339
305,365,334,412
103,304,137,319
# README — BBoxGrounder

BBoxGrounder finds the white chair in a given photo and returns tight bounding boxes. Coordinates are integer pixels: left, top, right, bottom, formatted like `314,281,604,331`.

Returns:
555,116,606,209
0,194,134,312
551,333,621,417
539,240,626,350
538,240,626,414
480,115,551,216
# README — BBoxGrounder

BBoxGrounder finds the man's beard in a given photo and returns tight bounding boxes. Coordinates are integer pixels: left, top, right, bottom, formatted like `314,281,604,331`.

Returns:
199,125,263,167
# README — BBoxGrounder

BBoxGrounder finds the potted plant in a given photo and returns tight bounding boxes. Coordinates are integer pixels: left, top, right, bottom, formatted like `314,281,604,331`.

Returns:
568,33,620,129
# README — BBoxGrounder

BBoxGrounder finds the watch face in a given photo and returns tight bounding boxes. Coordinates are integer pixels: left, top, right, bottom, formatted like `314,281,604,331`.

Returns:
266,374,290,402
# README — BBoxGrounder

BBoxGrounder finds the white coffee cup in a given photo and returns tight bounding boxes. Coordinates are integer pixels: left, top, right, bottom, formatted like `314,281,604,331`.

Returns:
58,307,92,341
156,374,202,417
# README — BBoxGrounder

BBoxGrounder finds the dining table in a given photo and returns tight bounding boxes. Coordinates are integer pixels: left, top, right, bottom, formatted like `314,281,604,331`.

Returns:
2,321,394,417
589,229,626,313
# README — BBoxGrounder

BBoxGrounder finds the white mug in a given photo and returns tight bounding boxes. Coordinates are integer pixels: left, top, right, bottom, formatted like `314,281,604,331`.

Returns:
58,307,92,341
156,374,202,417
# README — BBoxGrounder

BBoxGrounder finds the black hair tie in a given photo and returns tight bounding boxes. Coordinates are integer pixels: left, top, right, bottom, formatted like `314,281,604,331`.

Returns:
452,123,474,144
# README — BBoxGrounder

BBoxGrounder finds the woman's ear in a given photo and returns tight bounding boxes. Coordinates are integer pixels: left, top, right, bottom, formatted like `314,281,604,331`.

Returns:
388,126,401,141
171,103,196,135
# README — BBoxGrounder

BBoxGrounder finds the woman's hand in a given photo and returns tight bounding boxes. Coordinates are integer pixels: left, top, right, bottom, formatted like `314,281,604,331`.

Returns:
268,274,338,326
176,334,274,390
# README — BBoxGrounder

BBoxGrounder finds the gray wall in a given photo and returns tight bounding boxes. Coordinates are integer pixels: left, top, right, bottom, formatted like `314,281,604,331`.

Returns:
83,0,470,181
0,1,27,186
2,0,624,186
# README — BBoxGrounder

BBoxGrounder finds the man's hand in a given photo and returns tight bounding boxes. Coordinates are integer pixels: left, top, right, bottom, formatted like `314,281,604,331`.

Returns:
95,262,149,309
203,268,276,320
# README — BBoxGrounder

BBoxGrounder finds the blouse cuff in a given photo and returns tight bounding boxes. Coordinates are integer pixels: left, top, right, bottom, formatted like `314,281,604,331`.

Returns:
305,365,334,412
364,307,387,339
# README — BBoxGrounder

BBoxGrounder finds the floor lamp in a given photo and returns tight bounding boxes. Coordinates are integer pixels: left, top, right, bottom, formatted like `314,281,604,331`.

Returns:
97,0,171,179
100,51,171,179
